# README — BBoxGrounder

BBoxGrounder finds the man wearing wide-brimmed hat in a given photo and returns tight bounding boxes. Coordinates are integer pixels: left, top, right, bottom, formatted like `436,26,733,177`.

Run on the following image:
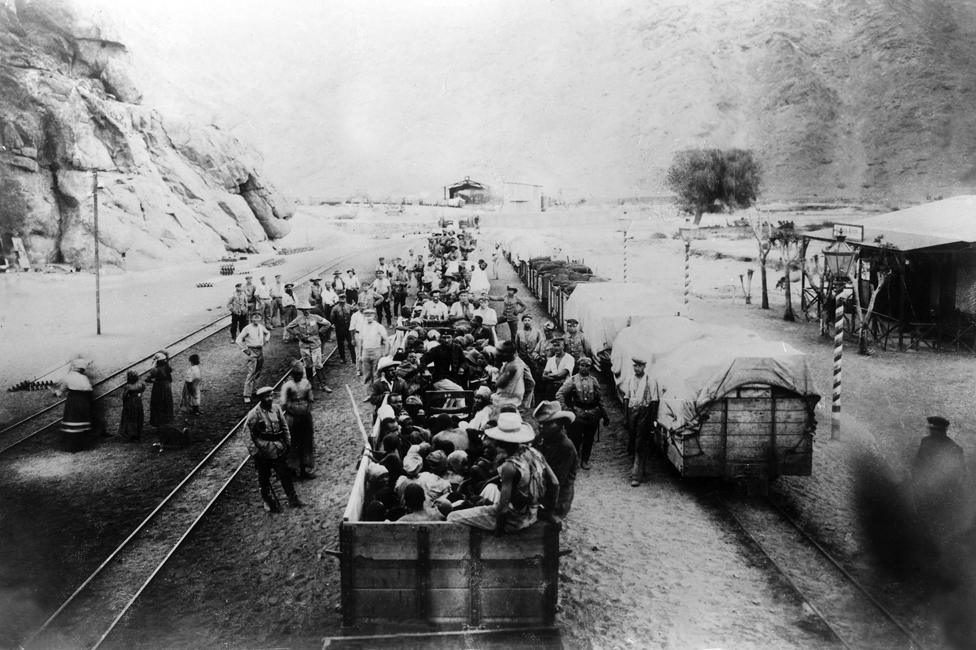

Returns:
534,400,578,520
447,410,557,533
285,299,333,393
369,356,407,415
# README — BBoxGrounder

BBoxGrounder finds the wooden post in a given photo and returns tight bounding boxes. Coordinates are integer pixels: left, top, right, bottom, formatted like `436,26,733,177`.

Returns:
683,241,691,313
93,171,101,335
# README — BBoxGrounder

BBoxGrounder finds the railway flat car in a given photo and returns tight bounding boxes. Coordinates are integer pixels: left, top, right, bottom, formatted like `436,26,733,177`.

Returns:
336,459,561,630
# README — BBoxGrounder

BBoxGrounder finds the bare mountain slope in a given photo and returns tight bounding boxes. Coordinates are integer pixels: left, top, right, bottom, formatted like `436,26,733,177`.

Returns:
69,0,976,202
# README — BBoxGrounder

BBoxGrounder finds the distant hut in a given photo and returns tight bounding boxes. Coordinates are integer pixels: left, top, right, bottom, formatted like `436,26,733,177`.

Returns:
445,177,490,204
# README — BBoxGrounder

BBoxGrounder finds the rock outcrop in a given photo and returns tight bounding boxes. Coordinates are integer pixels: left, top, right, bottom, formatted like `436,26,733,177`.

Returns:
0,0,292,270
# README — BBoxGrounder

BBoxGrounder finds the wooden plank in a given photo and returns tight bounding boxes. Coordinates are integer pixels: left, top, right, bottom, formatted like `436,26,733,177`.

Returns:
343,457,370,522
428,588,470,623
354,589,420,619
353,562,417,589
725,398,808,411
724,410,810,425
481,588,548,620
348,523,418,560
353,559,541,592
428,525,471,560
480,525,547,560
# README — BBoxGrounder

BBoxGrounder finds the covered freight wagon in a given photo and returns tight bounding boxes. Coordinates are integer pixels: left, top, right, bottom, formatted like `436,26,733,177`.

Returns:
612,318,820,482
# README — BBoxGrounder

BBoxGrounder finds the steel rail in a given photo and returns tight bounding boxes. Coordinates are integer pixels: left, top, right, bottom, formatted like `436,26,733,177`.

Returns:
0,239,419,455
24,347,336,650
764,496,926,650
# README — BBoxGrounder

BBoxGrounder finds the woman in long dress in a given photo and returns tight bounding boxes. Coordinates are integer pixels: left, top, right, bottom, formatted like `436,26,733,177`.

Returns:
281,364,316,479
119,370,146,441
146,352,174,428
55,358,94,452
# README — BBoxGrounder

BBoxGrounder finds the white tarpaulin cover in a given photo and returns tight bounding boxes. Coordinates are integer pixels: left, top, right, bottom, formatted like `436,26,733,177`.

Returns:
611,318,817,430
497,231,567,264
565,283,678,353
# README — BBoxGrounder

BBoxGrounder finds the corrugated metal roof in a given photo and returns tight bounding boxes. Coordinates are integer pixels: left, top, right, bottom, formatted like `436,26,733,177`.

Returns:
805,195,976,251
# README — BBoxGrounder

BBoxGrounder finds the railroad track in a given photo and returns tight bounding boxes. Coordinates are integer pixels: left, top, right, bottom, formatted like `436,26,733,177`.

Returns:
720,493,926,650
22,346,338,650
0,239,420,456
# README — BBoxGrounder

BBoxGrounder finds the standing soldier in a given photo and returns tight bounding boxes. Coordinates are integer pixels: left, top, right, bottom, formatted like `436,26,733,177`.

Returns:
556,357,609,470
236,312,270,404
280,283,297,342
254,276,272,325
563,318,596,369
393,263,410,317
330,299,357,365
285,300,333,393
227,283,250,342
270,274,284,327
246,386,303,513
623,357,661,487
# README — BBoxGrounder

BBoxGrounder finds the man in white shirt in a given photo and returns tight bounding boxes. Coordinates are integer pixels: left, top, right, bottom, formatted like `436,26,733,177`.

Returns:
372,270,393,326
469,259,491,295
358,308,390,386
349,304,365,376
270,274,284,327
470,295,498,327
448,291,474,321
538,337,575,402
345,268,361,304
623,357,662,487
255,276,273,327
420,290,450,321
376,256,392,277
236,312,271,403
320,283,341,318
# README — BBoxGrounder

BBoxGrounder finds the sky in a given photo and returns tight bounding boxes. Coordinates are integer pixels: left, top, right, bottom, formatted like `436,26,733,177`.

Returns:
72,0,686,201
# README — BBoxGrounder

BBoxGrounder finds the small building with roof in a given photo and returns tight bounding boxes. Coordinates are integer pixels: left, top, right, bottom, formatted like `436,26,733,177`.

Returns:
444,177,490,204
804,195,976,350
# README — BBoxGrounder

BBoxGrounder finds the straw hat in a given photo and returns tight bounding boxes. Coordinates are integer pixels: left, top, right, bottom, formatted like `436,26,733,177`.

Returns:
533,400,576,424
376,356,399,373
485,411,535,443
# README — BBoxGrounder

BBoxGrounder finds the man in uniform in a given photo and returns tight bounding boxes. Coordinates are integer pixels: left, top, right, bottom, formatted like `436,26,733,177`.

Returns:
623,357,661,487
309,278,323,312
556,356,609,470
227,283,250,342
243,275,257,312
285,300,333,393
246,386,303,513
563,318,596,368
533,400,578,523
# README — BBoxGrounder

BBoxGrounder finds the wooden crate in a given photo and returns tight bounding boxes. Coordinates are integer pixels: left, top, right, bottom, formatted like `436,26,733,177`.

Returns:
338,460,560,629
661,385,818,480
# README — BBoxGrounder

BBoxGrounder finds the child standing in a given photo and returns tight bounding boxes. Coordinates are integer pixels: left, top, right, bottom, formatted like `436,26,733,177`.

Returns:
180,354,202,415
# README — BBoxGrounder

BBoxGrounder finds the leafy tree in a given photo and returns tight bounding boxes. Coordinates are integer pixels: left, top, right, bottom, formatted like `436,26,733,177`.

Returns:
770,221,802,321
849,241,899,355
666,148,761,224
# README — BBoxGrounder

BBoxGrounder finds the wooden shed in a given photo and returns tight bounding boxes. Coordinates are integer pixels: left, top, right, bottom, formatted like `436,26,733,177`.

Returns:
804,196,976,351
445,177,490,204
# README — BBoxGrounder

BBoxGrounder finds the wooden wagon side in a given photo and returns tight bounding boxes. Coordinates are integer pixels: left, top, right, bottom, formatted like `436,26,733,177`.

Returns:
338,458,560,630
661,385,819,481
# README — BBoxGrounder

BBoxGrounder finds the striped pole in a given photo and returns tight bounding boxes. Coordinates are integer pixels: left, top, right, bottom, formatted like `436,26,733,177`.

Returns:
831,289,843,440
622,229,629,281
683,241,691,311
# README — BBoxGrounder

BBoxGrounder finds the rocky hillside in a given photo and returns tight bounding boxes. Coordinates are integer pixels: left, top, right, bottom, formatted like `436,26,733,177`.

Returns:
0,0,293,270
96,0,976,205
